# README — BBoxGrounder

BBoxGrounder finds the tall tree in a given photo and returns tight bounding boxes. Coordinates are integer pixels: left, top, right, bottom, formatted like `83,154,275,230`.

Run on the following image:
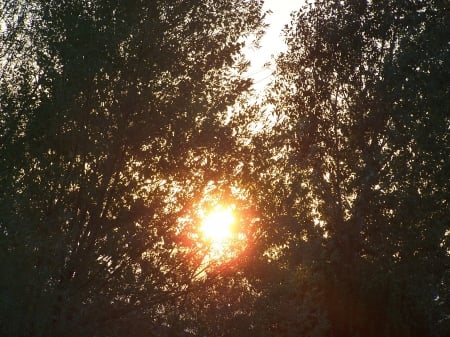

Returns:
0,1,263,336
246,1,449,336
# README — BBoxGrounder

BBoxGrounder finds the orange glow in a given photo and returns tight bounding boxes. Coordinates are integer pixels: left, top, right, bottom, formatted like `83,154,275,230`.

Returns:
201,206,234,242
199,205,238,259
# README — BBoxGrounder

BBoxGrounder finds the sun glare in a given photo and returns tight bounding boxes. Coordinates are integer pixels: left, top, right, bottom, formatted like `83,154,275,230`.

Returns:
196,203,247,262
200,206,235,245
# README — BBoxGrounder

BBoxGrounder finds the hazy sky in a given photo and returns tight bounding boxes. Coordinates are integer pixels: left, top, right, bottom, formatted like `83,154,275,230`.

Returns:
245,0,304,91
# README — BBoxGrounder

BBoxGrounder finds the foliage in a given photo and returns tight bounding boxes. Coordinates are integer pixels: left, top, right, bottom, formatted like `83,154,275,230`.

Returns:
0,0,263,336
246,1,449,336
1,0,449,336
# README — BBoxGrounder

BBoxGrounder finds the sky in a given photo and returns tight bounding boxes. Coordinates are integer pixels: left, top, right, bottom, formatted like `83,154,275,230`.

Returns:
245,0,305,91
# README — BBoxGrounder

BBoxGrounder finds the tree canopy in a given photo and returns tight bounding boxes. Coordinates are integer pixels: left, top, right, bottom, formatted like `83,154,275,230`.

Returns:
245,1,449,336
0,0,448,337
0,1,263,336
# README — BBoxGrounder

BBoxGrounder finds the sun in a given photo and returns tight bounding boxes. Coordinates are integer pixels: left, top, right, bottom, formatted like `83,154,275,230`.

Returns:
200,205,235,245
195,202,248,262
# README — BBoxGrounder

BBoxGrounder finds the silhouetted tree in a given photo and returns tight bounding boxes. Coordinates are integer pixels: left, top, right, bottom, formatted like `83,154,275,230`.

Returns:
0,1,263,336
245,1,449,336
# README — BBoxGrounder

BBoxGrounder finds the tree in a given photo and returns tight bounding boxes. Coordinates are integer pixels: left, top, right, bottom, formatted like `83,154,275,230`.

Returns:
246,1,449,336
0,1,264,336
